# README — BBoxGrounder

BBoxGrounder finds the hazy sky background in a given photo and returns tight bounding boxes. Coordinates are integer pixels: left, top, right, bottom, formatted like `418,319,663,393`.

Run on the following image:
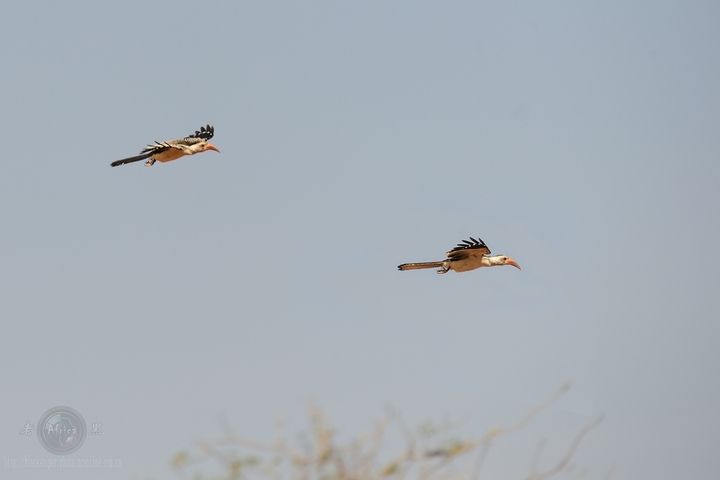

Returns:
1,1,719,479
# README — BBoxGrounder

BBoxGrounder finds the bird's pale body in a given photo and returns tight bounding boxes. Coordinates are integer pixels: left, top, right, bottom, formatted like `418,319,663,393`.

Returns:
444,255,496,272
149,141,215,163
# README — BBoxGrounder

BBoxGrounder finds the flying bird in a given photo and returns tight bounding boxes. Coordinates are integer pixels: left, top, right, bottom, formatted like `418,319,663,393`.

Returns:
110,125,220,167
398,237,521,274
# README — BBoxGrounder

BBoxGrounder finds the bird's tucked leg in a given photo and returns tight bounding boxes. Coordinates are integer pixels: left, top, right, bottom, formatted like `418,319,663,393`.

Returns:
436,266,449,274
145,159,156,167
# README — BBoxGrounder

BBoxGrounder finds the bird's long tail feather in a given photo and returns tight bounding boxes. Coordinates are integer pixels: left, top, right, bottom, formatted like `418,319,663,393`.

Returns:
110,152,153,167
397,261,444,271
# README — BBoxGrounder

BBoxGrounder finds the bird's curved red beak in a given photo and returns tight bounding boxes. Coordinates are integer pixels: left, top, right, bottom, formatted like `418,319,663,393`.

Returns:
205,143,220,153
506,258,521,270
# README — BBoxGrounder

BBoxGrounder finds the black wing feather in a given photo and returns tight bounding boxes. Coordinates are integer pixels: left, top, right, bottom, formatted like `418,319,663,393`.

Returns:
139,142,172,155
449,237,490,254
190,124,214,141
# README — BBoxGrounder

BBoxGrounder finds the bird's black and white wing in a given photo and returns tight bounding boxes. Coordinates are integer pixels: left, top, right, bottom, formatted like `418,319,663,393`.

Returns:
445,237,491,260
140,125,214,155
187,124,214,141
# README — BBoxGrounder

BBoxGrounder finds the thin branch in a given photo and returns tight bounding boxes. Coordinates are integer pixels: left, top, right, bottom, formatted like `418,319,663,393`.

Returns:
525,415,604,480
502,383,571,437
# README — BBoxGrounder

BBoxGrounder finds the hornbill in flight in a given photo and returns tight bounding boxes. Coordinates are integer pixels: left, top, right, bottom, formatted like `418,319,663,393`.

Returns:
398,237,521,274
110,125,220,167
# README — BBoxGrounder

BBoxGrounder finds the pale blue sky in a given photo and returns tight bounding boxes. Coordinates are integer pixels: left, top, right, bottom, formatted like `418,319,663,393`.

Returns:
1,1,719,479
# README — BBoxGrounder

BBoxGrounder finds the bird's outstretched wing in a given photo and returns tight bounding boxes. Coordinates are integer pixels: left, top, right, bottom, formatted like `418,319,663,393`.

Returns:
446,237,491,260
188,124,214,141
139,125,215,155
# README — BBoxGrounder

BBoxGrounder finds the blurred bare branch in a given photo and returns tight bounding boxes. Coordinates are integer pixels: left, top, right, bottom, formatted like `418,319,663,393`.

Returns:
172,384,605,480
525,415,604,480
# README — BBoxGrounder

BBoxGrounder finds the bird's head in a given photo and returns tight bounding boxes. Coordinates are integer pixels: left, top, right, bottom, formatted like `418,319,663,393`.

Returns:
203,143,220,153
489,255,521,270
